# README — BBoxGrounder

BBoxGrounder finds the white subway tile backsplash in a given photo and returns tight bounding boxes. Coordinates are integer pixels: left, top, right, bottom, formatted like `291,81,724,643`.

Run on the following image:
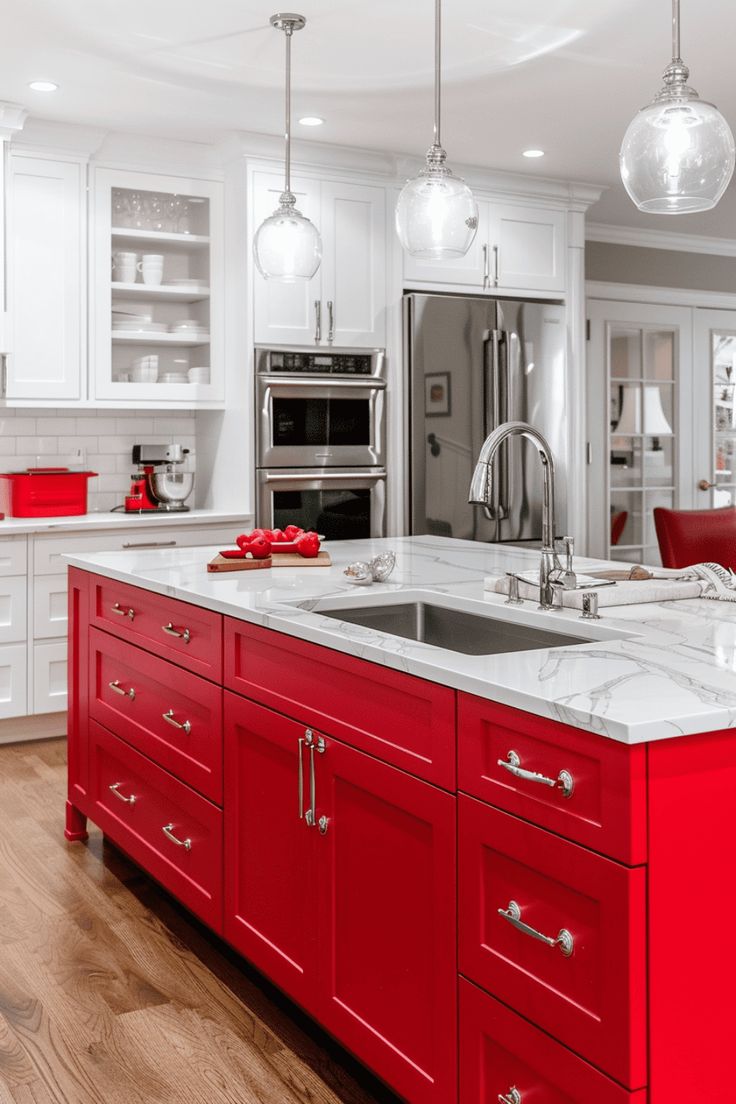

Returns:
152,417,197,435
97,435,137,455
117,417,153,435
0,438,17,456
15,436,60,455
77,417,116,436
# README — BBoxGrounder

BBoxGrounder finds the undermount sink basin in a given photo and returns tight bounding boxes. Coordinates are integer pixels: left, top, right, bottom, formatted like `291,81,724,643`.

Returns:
299,590,635,657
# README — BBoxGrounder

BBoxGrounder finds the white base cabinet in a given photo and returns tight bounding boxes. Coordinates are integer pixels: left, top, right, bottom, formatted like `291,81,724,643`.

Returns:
0,645,27,719
252,170,386,348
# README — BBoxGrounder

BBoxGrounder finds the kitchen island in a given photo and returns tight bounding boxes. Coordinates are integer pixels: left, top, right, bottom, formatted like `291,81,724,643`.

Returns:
64,536,736,1104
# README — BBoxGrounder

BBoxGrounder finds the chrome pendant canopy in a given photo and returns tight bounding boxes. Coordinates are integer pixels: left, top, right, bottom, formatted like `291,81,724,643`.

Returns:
620,0,735,214
253,13,322,281
395,0,478,259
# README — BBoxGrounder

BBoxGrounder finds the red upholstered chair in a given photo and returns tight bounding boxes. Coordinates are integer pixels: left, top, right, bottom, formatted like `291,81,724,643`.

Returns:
653,505,736,569
610,511,628,546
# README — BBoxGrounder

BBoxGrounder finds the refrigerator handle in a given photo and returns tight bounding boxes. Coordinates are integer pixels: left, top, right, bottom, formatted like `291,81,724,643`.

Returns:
497,329,510,520
482,329,508,521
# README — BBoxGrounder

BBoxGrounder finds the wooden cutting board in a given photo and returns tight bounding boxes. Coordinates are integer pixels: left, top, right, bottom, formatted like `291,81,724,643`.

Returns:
207,551,332,572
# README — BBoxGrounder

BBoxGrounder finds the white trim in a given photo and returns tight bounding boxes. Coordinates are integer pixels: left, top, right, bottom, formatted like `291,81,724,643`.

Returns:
586,221,736,258
586,280,736,311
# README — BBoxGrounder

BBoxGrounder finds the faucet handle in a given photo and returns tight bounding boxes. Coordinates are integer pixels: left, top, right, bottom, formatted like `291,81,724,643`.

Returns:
505,573,524,605
558,536,577,590
580,591,600,620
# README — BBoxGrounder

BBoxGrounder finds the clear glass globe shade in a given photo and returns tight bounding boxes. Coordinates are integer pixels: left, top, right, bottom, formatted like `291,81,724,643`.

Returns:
253,203,322,281
620,96,736,214
395,170,479,259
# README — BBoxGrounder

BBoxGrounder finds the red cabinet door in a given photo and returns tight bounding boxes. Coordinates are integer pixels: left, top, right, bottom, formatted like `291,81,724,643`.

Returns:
223,693,320,1016
315,736,457,1104
458,795,647,1090
460,979,646,1104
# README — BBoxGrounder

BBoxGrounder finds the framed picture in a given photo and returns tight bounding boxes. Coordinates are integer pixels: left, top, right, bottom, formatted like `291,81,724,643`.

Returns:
425,372,451,417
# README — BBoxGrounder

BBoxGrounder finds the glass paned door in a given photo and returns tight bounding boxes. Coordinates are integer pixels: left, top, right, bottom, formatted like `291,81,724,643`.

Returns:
587,301,693,564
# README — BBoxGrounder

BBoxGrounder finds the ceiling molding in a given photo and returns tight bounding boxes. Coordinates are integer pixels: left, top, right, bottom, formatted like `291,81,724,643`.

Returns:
586,279,736,310
0,102,27,142
586,221,736,258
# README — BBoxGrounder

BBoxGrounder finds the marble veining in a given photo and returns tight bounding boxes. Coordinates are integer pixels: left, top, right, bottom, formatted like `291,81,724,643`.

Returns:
64,535,736,745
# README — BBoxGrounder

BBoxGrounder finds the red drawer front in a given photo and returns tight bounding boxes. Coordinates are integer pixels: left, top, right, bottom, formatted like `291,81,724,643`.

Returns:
89,628,223,804
458,695,647,865
224,618,456,790
88,719,223,932
458,796,647,1089
460,979,646,1104
89,574,222,682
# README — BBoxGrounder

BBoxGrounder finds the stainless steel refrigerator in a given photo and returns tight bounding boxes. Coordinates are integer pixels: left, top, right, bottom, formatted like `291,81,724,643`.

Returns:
406,292,568,543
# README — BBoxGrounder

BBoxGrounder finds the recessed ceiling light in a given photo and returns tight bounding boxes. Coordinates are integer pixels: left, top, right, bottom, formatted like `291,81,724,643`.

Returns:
522,148,545,158
298,116,324,127
29,80,58,92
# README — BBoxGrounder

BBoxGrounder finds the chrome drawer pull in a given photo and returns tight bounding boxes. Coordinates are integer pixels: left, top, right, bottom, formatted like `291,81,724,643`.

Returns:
298,730,311,819
162,622,191,644
109,680,136,701
162,709,191,735
122,540,177,550
162,824,191,851
498,750,574,799
303,730,325,828
499,1091,522,1104
498,900,574,957
109,782,136,805
111,602,135,621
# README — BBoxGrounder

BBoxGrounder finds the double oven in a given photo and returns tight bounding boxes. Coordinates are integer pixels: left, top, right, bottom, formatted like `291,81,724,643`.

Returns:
255,346,387,540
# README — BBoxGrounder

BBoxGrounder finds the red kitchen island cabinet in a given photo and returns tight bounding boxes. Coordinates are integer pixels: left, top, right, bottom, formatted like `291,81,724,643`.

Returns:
66,568,736,1104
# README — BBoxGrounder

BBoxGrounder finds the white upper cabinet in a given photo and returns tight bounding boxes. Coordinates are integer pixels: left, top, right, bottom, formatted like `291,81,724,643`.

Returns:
91,167,225,405
403,199,566,296
253,171,387,348
5,153,85,400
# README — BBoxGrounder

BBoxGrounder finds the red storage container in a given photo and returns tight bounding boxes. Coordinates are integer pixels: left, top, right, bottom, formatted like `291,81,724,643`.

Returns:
0,469,97,516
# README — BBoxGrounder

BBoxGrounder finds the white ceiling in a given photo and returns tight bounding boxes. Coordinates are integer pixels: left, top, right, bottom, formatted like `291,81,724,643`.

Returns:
4,0,736,235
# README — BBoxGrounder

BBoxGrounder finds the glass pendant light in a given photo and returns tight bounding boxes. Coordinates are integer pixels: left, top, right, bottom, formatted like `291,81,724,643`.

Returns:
253,14,322,281
620,0,735,214
395,0,478,259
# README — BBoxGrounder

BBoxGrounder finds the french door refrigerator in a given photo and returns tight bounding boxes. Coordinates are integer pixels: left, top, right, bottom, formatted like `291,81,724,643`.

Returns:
406,292,569,543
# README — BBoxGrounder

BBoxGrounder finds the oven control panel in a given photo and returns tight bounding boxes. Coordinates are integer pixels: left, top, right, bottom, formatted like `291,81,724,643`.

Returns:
256,347,384,378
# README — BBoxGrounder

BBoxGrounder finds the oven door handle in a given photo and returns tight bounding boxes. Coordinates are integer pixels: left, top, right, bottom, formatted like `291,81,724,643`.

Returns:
261,471,387,483
259,378,386,391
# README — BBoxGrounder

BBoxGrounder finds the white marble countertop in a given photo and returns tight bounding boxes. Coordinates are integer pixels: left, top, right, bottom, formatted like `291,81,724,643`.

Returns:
64,535,736,745
0,509,250,536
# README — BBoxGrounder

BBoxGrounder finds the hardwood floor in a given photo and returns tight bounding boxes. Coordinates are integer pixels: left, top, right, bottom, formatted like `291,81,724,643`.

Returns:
0,738,401,1104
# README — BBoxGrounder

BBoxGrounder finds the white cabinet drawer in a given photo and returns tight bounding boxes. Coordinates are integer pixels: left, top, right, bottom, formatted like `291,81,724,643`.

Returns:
0,576,27,644
34,524,239,575
33,640,67,715
0,537,27,577
34,575,68,639
0,644,27,719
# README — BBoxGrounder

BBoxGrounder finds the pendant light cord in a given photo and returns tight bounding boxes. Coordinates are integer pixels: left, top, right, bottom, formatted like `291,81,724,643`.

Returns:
284,26,292,195
433,0,442,149
672,0,681,61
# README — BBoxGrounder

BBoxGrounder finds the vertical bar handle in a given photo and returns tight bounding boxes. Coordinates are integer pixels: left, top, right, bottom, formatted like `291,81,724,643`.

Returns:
482,244,490,289
298,729,311,819
314,300,322,344
327,300,335,344
492,244,500,287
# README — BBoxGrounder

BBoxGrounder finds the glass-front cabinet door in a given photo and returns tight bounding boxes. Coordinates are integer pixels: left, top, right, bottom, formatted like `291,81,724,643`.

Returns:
693,310,736,510
587,301,693,563
91,168,224,405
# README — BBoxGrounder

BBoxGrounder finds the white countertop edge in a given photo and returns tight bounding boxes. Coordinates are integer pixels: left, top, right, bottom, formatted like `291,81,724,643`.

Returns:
63,543,736,746
0,510,251,536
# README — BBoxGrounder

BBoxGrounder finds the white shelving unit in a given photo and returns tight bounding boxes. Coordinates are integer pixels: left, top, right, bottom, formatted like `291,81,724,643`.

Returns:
91,168,225,406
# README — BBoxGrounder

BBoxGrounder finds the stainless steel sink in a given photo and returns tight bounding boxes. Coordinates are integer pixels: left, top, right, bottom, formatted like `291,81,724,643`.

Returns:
305,590,634,657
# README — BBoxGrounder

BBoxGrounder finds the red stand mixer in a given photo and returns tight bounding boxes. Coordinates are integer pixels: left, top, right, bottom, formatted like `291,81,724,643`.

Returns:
122,444,193,513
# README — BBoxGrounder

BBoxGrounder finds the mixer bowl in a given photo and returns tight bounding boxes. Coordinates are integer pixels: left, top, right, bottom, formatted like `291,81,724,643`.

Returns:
149,470,194,510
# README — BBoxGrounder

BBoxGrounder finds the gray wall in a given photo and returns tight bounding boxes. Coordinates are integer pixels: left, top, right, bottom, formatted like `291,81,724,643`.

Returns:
586,240,736,293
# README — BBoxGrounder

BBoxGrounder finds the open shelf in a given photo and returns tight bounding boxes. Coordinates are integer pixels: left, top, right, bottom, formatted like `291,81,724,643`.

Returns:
111,282,210,303
111,227,210,247
111,332,210,346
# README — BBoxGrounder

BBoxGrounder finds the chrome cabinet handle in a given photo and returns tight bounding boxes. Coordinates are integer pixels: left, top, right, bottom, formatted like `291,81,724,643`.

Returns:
162,709,191,735
499,1090,522,1104
492,243,500,286
162,622,191,644
327,299,335,343
482,243,490,289
498,900,574,957
318,814,329,835
314,299,322,344
111,602,135,621
109,680,136,701
303,730,325,828
298,729,311,819
498,750,574,799
162,823,191,851
109,782,136,805
122,540,177,549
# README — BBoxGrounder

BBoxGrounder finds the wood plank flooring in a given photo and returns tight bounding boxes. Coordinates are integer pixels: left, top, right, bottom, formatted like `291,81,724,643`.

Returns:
0,738,401,1104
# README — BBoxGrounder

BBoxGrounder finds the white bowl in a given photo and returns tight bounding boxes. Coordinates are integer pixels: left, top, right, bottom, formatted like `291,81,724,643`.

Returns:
131,366,159,383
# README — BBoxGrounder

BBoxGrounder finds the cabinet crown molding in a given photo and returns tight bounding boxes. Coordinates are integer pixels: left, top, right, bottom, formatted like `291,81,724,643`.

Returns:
0,103,28,142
